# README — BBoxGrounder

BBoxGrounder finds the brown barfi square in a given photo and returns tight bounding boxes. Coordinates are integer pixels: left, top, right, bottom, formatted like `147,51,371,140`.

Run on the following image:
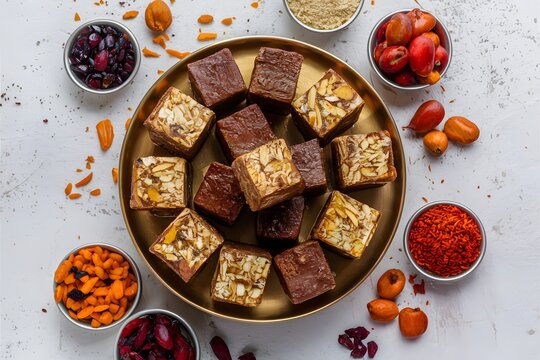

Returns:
232,139,305,211
130,156,189,211
332,131,397,191
194,162,245,225
187,48,247,110
211,242,272,307
144,87,216,159
150,208,224,283
215,104,277,162
256,196,305,241
310,191,380,259
247,47,304,114
292,69,364,145
274,240,335,304
290,139,327,196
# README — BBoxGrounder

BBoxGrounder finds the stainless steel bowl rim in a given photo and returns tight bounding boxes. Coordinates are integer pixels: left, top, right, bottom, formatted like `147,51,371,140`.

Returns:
53,242,142,330
113,308,201,360
367,8,453,91
282,0,364,33
63,19,141,94
403,200,487,282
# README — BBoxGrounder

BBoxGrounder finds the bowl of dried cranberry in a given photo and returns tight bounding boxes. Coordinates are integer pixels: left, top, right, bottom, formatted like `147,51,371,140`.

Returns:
404,201,486,282
64,19,141,94
367,8,452,91
114,309,201,360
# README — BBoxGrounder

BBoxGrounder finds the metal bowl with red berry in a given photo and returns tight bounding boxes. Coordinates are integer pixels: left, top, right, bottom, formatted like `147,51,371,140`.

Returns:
367,8,452,91
64,19,141,94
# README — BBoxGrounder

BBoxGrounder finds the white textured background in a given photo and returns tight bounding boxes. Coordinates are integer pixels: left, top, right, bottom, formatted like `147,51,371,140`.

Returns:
1,0,539,359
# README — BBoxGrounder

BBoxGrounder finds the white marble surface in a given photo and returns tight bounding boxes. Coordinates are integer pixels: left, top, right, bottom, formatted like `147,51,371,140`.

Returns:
1,0,539,358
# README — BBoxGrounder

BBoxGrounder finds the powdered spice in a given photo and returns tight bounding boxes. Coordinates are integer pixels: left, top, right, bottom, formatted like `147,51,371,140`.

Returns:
408,204,482,277
287,0,361,30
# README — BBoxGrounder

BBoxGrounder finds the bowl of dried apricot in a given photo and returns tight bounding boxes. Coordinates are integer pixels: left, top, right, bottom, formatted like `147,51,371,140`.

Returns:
53,243,142,330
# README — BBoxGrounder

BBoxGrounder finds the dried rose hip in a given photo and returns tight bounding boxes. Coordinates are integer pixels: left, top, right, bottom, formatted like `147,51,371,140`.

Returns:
69,24,136,90
210,336,232,360
338,334,354,350
367,341,378,358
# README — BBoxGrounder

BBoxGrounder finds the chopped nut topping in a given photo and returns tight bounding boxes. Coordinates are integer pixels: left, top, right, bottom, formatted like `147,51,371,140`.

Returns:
333,131,397,188
131,156,188,210
311,191,380,258
212,244,271,307
152,208,224,274
293,69,363,135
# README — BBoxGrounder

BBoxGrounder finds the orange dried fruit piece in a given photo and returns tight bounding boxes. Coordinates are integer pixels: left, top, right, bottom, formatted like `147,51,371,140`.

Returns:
74,12,81,21
166,49,191,59
64,183,73,196
142,47,161,57
112,167,119,184
152,34,170,48
96,119,114,150
198,14,214,24
122,10,139,20
221,17,234,26
68,193,82,200
75,172,93,187
90,188,101,196
197,32,217,41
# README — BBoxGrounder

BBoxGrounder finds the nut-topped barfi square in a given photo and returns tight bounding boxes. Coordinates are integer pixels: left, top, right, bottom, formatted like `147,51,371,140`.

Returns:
216,104,277,162
232,139,304,211
311,191,380,259
144,87,216,160
187,48,247,110
150,208,224,283
292,69,364,145
211,242,272,307
248,47,304,114
274,240,335,305
130,156,189,211
332,131,397,191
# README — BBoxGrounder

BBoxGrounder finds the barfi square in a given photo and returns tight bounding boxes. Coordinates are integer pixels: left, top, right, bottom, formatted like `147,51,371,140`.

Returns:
290,139,327,196
256,196,305,241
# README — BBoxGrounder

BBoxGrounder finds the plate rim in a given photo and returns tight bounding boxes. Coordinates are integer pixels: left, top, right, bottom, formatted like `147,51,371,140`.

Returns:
119,35,406,323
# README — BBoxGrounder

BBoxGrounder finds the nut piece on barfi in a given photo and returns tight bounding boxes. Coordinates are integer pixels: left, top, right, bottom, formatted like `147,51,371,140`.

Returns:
211,242,272,307
187,48,247,110
144,87,216,160
216,104,277,162
130,156,189,211
292,69,364,145
248,47,304,114
310,191,380,259
332,131,397,191
194,162,245,225
274,240,335,304
150,208,224,283
232,139,305,211
290,139,327,196
256,196,305,241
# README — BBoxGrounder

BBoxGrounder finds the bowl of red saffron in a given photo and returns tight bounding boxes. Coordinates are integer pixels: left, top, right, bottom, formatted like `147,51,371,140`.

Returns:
404,201,486,282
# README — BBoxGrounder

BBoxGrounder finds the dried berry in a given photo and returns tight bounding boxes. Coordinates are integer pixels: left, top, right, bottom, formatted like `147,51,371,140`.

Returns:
367,341,378,358
376,269,406,300
351,344,367,358
210,336,232,360
399,307,428,338
67,289,86,301
145,0,173,32
74,270,89,280
367,299,399,322
238,352,256,360
344,326,370,340
337,334,354,350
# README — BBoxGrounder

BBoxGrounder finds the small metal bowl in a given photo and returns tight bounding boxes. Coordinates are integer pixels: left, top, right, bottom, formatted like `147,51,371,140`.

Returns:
64,19,141,94
283,0,364,33
403,201,486,283
367,8,453,91
114,309,201,360
53,242,142,330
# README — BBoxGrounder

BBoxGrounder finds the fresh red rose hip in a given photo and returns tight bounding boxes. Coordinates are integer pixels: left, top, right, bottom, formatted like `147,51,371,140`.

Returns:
404,100,445,133
376,21,389,43
394,70,417,86
378,46,409,74
385,13,413,46
373,41,388,63
407,8,437,37
434,46,449,70
408,36,435,77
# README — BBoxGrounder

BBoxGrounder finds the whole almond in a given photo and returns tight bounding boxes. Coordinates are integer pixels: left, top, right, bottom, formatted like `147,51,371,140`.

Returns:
367,299,399,322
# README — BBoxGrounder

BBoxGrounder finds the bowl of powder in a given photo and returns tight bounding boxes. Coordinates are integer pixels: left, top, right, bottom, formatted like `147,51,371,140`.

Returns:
284,0,364,32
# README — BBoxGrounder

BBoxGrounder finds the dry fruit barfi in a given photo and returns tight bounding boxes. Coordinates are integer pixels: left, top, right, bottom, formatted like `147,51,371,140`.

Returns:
187,48,247,110
331,131,397,190
194,162,245,225
247,47,304,114
150,208,224,283
144,87,216,160
256,196,305,242
215,104,277,162
130,156,189,211
231,139,304,211
290,139,327,196
310,191,380,258
211,242,272,307
292,69,364,145
274,240,335,304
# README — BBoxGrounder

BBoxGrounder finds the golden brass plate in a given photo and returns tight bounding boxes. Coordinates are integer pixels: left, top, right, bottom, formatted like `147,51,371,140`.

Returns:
119,36,406,323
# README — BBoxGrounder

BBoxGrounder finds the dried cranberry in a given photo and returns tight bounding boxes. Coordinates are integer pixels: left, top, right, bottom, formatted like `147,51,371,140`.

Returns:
345,326,370,340
94,49,109,72
351,344,367,358
210,336,232,360
88,33,101,48
337,334,354,350
367,341,378,358
67,289,85,301
353,337,362,350
238,352,256,360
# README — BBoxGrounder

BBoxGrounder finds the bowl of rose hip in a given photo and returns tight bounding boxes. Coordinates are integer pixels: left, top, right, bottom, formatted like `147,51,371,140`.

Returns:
114,309,200,360
404,201,486,282
64,19,141,94
367,8,452,90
